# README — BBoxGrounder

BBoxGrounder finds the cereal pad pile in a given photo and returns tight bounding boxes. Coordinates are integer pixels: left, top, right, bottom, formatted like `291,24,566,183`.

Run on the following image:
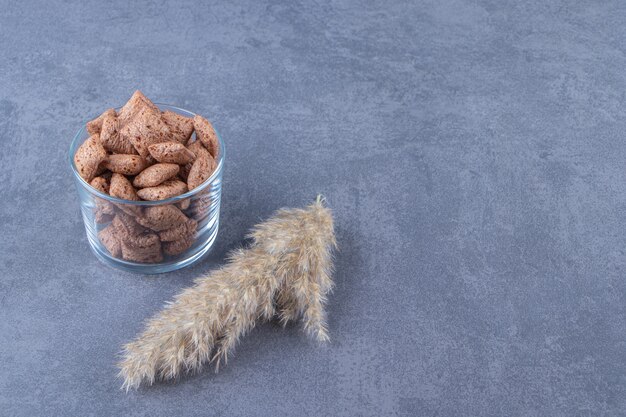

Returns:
73,91,219,263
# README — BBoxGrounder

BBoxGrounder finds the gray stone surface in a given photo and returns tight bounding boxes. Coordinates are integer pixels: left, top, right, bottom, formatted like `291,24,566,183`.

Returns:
0,0,625,415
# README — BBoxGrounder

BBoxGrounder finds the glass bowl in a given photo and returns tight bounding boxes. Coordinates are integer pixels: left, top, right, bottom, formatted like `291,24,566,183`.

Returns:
68,104,224,274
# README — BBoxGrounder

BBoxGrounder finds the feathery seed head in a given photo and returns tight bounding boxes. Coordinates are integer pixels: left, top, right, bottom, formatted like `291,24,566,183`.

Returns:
118,197,336,389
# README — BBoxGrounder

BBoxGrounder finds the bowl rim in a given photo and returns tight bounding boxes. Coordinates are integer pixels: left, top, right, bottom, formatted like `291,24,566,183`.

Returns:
68,103,225,206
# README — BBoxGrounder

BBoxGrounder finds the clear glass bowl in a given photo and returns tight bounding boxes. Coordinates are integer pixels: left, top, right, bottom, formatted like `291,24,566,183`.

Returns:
68,104,224,274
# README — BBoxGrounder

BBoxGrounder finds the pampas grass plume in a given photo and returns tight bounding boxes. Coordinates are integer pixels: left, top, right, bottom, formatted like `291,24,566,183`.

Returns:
118,196,336,390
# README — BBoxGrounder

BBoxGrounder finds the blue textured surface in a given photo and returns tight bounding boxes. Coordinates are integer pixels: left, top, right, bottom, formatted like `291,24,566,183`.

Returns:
1,1,625,415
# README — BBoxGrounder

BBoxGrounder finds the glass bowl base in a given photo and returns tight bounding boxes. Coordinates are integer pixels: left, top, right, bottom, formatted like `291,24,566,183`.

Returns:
87,224,219,274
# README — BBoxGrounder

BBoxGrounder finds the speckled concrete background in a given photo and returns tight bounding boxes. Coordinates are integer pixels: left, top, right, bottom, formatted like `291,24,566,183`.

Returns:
1,0,625,415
